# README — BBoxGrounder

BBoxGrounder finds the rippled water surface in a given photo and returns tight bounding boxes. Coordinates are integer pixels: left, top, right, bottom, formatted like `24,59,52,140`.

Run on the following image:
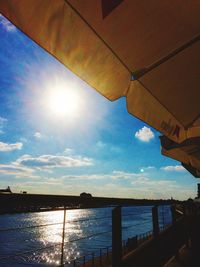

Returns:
0,206,172,266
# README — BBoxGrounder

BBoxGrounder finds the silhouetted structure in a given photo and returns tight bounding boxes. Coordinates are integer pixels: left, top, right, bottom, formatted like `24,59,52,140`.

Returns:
80,192,92,198
0,193,176,214
0,186,12,194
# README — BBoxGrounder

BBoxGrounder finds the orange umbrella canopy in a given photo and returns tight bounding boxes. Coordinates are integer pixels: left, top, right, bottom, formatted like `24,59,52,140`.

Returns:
0,0,200,174
160,136,200,178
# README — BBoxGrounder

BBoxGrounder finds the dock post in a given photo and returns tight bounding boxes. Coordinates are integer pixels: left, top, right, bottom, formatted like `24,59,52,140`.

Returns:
112,206,122,267
92,252,95,267
171,205,176,224
60,207,66,266
106,247,109,261
100,248,102,265
171,205,180,260
152,206,159,238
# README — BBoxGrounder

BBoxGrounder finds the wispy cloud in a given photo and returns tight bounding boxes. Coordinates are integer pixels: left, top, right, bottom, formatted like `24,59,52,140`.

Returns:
161,165,185,172
16,154,94,170
63,148,74,155
135,126,155,142
0,116,7,134
59,170,194,199
111,170,144,179
96,141,122,154
3,178,194,199
61,170,146,181
0,14,16,32
0,163,37,179
140,166,156,172
44,171,194,199
0,152,94,179
0,141,23,152
96,141,106,148
0,116,7,124
130,177,194,199
0,168,194,200
20,137,28,143
34,132,42,139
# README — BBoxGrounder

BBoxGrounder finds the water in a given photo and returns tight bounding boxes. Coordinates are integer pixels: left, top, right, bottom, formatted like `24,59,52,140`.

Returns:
0,206,172,266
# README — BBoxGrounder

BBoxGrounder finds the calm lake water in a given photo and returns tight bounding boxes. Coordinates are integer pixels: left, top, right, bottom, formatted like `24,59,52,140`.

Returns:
0,206,172,266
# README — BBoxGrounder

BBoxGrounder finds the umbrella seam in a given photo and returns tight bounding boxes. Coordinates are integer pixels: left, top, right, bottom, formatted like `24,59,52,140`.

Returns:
133,34,200,79
137,80,184,128
0,4,130,102
185,112,200,129
64,0,132,74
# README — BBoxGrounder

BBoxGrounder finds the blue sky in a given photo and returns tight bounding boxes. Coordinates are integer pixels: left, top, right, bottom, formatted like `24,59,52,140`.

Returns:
0,15,197,200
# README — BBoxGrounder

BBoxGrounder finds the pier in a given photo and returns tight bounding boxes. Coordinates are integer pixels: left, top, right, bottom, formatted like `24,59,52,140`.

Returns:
0,193,176,214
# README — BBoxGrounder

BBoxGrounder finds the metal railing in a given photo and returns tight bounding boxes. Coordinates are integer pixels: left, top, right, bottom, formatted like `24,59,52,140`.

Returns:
0,205,172,266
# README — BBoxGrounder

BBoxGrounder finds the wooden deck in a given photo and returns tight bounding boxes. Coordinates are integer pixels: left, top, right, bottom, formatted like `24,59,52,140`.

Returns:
164,245,199,267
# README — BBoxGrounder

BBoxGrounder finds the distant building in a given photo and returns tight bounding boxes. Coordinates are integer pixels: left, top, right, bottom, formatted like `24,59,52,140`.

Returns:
0,186,12,193
20,191,27,194
80,192,92,198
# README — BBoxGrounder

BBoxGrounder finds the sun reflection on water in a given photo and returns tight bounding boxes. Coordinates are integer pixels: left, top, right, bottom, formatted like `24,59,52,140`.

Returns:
31,209,93,266
0,206,160,266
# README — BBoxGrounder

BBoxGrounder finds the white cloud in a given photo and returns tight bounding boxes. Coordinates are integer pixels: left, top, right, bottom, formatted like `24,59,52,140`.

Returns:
0,153,93,177
34,132,42,139
0,14,16,32
135,126,155,142
0,142,23,152
0,151,94,179
161,165,185,172
16,154,94,170
64,148,74,155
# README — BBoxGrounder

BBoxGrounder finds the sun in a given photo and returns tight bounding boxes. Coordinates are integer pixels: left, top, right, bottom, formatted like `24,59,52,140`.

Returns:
45,81,81,118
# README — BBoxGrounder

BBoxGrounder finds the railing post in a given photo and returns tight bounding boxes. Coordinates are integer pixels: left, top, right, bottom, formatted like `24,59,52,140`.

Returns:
100,248,102,265
106,247,109,260
152,206,159,238
92,252,95,267
61,207,66,266
171,205,176,224
112,206,122,267
171,205,180,260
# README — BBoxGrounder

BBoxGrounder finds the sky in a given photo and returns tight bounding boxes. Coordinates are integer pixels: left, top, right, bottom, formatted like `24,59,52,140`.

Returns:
0,15,198,200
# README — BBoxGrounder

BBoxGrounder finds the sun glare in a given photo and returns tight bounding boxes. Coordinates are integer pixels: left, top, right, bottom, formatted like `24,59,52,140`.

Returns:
45,81,81,118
